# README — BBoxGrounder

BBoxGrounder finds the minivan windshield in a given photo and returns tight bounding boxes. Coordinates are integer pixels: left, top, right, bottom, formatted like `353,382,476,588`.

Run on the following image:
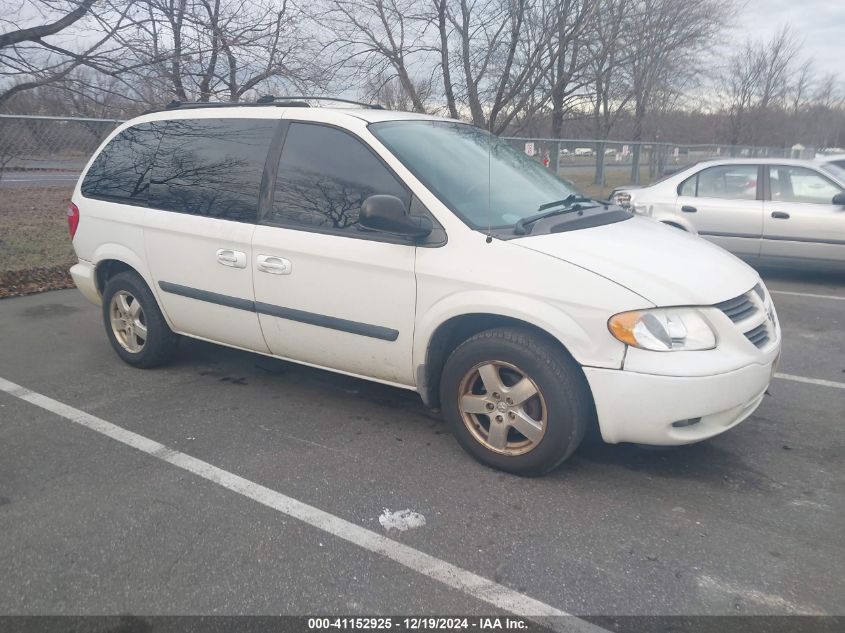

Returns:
370,120,600,231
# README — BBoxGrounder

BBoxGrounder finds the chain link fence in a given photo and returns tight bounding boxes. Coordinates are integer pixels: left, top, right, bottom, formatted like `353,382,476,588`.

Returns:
502,137,816,199
0,115,122,295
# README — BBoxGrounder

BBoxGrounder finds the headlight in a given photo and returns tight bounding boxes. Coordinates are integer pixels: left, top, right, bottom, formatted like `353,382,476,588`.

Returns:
608,308,716,351
612,191,631,208
631,202,651,216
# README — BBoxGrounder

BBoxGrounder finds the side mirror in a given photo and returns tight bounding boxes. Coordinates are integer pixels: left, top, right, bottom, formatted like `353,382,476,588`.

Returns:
832,192,845,206
360,195,433,238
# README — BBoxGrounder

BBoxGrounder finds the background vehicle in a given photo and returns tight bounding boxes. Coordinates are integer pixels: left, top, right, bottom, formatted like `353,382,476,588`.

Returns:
818,153,845,172
621,158,845,266
68,100,780,475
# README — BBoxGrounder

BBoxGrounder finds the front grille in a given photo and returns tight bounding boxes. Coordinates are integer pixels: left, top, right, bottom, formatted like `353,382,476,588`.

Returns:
713,285,775,350
744,323,770,348
715,294,758,322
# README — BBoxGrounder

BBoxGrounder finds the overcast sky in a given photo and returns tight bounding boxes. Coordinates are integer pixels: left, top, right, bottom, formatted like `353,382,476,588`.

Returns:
734,0,844,78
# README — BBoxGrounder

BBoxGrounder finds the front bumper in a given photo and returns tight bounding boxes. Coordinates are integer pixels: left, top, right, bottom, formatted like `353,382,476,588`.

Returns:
70,260,101,306
583,360,776,445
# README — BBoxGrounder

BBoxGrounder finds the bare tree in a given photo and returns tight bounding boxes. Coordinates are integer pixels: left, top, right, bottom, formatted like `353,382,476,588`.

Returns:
436,0,590,134
123,0,325,103
364,72,432,111
322,0,432,113
719,26,803,151
623,0,734,183
545,0,596,142
0,0,150,107
586,0,630,183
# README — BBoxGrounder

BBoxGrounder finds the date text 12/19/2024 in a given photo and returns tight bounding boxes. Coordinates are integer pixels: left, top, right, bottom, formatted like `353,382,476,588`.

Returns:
307,618,531,631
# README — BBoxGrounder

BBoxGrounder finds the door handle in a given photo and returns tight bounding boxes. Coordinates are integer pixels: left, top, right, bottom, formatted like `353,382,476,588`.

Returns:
771,211,790,219
216,249,247,268
257,254,292,275
681,205,697,213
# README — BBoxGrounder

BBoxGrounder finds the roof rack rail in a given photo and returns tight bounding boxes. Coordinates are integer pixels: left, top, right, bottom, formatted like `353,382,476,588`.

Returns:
144,95,383,115
158,99,311,111
256,95,384,109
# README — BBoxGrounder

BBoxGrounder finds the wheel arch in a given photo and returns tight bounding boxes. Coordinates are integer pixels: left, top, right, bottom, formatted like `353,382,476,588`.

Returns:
91,246,174,329
92,244,154,295
417,312,587,410
661,220,689,231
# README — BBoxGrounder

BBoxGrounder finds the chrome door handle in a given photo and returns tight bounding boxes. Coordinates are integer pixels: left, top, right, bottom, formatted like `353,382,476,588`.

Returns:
257,254,292,275
216,249,247,268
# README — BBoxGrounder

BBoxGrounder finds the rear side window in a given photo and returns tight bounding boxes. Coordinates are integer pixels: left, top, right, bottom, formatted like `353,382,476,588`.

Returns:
150,118,278,223
269,122,409,232
695,165,758,200
81,123,161,204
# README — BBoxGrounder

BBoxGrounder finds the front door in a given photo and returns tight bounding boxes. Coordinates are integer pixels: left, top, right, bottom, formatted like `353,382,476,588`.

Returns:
251,121,417,386
144,117,280,352
762,165,845,262
676,163,763,256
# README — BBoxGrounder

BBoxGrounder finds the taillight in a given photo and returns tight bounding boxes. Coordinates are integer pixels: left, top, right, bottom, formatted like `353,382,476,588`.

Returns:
67,202,80,239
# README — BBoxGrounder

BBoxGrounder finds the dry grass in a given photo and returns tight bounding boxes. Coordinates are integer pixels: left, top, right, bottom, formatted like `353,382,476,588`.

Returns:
0,187,76,298
561,168,652,199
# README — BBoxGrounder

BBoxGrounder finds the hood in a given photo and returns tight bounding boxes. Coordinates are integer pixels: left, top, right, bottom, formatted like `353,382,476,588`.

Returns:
510,216,759,306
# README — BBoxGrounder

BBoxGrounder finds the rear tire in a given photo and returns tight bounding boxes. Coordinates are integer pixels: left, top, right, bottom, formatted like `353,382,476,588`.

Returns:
102,271,179,368
440,327,592,475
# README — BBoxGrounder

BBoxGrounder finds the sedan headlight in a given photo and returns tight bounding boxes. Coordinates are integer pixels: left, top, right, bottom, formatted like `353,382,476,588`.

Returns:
631,202,651,216
608,308,716,351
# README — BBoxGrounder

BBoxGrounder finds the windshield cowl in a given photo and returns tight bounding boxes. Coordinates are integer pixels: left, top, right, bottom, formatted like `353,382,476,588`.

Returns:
493,205,631,239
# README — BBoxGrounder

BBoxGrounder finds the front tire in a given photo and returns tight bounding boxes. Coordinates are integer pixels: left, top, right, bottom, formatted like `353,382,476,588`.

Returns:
102,271,179,368
440,327,592,475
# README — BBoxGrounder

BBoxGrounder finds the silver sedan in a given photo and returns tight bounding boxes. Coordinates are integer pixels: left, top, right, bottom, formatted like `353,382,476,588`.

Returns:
619,158,845,267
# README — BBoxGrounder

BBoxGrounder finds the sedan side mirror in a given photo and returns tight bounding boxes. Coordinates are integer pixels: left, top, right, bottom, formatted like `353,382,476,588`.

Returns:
360,195,433,238
832,192,845,206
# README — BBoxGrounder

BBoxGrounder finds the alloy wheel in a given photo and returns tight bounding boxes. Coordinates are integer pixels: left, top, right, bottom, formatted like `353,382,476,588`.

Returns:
109,290,147,354
457,360,547,455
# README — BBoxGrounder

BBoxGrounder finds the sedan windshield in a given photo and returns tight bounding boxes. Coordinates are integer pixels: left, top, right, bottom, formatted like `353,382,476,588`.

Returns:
370,120,587,230
820,162,845,182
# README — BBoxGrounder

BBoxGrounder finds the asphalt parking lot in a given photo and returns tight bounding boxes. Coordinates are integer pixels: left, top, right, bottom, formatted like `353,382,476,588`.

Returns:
0,267,843,624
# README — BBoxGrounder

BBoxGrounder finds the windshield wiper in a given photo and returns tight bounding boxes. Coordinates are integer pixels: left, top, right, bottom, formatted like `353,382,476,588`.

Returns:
537,194,593,211
513,195,602,235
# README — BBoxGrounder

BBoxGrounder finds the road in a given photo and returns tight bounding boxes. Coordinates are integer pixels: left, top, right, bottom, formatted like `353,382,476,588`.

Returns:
0,269,843,624
0,171,81,189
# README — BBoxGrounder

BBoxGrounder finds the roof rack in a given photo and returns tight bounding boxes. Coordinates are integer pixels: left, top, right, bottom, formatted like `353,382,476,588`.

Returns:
146,95,383,114
255,95,384,109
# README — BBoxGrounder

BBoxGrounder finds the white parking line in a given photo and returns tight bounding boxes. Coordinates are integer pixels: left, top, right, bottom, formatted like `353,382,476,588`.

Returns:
770,290,845,301
0,376,603,633
774,373,845,390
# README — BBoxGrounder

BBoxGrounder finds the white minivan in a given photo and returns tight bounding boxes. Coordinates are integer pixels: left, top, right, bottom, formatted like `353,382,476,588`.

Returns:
68,99,782,474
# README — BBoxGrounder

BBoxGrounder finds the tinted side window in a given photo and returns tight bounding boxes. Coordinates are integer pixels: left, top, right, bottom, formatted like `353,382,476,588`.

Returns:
150,118,278,222
770,166,843,205
270,123,409,232
81,123,161,203
696,165,758,200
